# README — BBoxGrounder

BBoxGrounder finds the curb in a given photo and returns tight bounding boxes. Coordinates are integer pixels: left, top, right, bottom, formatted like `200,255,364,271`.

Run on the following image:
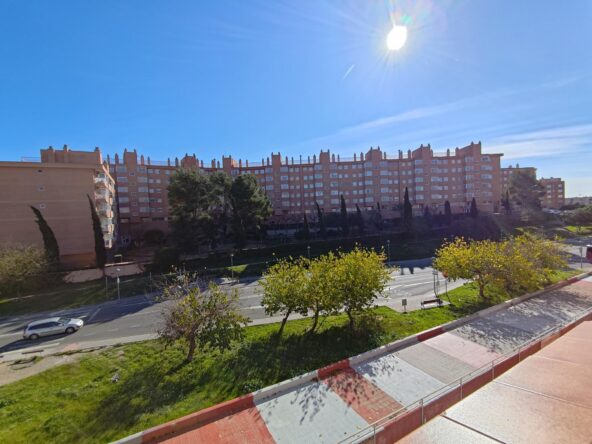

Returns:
112,270,592,444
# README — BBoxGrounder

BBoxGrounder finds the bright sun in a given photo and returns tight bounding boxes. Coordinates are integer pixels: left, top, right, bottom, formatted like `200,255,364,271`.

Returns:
387,24,408,51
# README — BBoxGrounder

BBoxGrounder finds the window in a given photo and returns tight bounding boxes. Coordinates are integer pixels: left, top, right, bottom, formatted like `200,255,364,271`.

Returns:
118,186,128,193
118,176,128,182
138,186,149,193
119,197,129,203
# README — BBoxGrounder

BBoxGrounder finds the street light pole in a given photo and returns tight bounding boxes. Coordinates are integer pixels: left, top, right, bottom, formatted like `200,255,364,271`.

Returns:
387,240,391,264
579,244,583,269
307,245,311,260
230,253,234,279
116,267,121,300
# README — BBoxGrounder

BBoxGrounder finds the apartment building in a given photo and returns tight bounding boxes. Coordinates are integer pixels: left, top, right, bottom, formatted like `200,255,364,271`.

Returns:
111,141,503,240
0,146,116,267
501,164,537,191
565,196,592,207
540,177,565,209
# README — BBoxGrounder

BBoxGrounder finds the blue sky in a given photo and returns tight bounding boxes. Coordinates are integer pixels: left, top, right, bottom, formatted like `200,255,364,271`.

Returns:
1,0,591,196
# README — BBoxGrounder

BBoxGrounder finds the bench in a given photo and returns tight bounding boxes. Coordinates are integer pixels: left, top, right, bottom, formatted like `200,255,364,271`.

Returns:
421,298,443,309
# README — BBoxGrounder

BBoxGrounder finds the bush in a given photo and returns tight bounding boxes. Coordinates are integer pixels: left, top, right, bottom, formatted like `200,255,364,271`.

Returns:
0,246,50,297
150,247,180,273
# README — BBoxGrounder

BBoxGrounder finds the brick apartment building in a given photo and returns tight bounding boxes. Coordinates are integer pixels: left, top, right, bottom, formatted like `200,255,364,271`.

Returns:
0,146,116,267
539,177,565,209
501,164,537,191
109,141,503,242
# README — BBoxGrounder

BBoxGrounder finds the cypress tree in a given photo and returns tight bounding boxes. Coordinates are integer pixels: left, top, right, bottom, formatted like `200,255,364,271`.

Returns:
403,187,413,231
87,195,107,268
470,197,479,218
504,190,512,215
356,204,365,234
303,212,310,240
375,202,383,231
444,200,452,226
30,206,60,266
340,194,349,236
315,202,326,239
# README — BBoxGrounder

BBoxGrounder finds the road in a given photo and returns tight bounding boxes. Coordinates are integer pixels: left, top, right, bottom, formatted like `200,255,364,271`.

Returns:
0,259,461,360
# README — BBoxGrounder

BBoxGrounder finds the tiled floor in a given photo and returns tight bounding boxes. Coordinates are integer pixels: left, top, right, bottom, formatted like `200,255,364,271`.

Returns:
163,278,592,444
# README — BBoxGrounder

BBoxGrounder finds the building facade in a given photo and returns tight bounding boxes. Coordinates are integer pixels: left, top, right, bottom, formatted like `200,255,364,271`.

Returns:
501,164,537,191
540,177,565,209
110,141,503,241
0,146,116,267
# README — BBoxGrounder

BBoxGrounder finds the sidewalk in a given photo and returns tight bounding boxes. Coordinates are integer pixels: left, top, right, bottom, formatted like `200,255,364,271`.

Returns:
116,273,592,444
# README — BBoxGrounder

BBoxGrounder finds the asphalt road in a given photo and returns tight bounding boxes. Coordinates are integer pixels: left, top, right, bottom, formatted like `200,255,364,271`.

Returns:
0,259,460,358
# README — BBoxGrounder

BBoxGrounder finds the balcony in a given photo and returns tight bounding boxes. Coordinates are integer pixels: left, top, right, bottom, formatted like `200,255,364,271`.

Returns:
101,223,114,235
97,204,114,218
95,189,111,203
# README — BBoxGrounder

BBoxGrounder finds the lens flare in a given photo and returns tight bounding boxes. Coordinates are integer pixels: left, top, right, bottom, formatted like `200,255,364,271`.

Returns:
387,24,408,51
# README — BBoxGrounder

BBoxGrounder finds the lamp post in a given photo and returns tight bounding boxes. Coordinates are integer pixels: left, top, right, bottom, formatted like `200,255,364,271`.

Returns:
387,239,391,264
116,267,121,300
307,245,311,260
230,253,234,279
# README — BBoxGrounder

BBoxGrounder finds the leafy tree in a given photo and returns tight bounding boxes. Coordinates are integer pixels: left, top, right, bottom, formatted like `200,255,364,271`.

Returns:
30,206,59,266
444,200,452,226
403,187,413,231
423,206,433,228
502,190,512,215
303,212,310,240
334,247,390,331
340,195,349,236
469,198,479,218
260,258,309,338
0,245,49,296
159,272,249,362
207,172,233,246
508,171,545,219
305,253,341,334
356,204,365,235
87,195,106,269
143,229,166,245
230,174,272,249
375,202,384,231
315,201,326,239
566,205,592,230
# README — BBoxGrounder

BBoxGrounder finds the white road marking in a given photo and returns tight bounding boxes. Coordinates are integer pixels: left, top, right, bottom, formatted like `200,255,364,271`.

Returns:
129,324,141,328
106,328,119,332
87,308,102,322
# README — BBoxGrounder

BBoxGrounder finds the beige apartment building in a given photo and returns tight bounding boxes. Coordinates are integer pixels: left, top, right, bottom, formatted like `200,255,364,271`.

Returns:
0,146,116,267
110,141,503,241
540,177,565,209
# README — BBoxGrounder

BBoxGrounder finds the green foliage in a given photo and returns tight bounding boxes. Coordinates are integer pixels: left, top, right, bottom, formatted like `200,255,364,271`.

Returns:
469,197,479,218
230,174,272,248
356,204,364,234
340,194,349,236
159,273,249,362
444,200,452,226
403,187,413,231
87,195,106,269
566,205,592,228
30,206,60,266
316,201,326,239
151,247,180,273
303,212,310,240
434,234,567,302
423,206,433,227
508,171,545,220
142,229,165,245
0,245,49,297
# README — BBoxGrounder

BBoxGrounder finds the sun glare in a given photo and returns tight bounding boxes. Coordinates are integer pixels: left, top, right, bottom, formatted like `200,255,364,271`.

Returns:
387,24,407,51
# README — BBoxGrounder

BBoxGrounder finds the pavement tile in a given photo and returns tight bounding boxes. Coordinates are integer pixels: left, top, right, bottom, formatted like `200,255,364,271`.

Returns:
353,353,446,407
444,380,592,444
538,335,592,366
451,317,536,354
319,367,403,423
395,342,475,384
255,380,369,444
423,332,501,369
397,415,497,444
160,406,274,444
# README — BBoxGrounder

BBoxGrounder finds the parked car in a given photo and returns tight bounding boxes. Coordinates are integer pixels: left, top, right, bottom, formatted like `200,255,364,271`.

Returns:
23,317,84,340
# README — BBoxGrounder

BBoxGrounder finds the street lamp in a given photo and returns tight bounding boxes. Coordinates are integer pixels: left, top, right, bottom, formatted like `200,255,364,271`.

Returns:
230,253,235,279
307,245,311,259
387,240,391,264
116,267,121,300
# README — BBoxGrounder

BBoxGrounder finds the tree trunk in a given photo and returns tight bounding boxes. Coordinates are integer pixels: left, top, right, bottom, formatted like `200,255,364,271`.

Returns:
347,310,354,332
308,307,320,334
278,309,291,338
186,335,197,362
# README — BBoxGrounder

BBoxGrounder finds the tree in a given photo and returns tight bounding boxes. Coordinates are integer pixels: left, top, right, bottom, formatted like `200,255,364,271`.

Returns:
230,174,272,248
423,206,433,228
502,190,512,215
303,212,311,240
316,201,326,239
0,245,49,296
403,187,413,231
566,205,592,230
356,204,365,235
375,202,384,231
444,200,452,226
260,258,309,338
334,247,390,331
340,195,349,237
508,171,545,219
305,253,341,334
469,198,479,218
87,195,106,269
30,206,59,266
205,172,233,247
159,273,249,362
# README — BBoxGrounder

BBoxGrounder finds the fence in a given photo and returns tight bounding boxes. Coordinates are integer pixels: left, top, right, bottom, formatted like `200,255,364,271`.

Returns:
337,305,592,444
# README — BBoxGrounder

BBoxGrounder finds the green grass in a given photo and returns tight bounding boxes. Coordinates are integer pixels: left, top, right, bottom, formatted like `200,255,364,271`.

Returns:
0,268,581,443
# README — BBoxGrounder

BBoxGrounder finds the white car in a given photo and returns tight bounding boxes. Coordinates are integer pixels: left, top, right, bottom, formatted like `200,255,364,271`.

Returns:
23,317,84,340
